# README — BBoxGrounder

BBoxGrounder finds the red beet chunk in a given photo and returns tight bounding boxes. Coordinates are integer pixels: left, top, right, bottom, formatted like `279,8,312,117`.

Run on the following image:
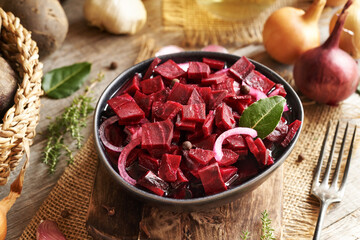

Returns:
224,135,247,150
126,148,142,167
137,171,169,196
229,56,255,82
143,57,162,79
203,58,225,70
193,134,217,150
201,73,227,85
187,61,211,80
152,101,183,121
254,138,269,165
182,103,206,123
187,89,205,105
281,120,301,147
138,152,160,172
237,159,259,183
198,162,227,195
123,74,141,96
245,136,259,158
186,129,204,141
141,119,173,151
266,117,288,143
140,75,165,94
189,148,215,165
133,91,154,117
175,114,197,132
168,82,194,104
151,89,169,103
158,154,182,182
183,151,202,172
155,59,186,81
107,93,145,124
218,149,239,166
202,110,215,137
244,70,275,94
220,166,238,183
171,169,189,190
215,103,235,131
211,77,235,97
209,90,228,110
172,129,181,143
224,95,252,114
268,83,287,97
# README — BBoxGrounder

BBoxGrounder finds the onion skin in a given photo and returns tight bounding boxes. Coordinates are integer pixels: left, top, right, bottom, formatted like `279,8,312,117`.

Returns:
330,0,360,59
294,0,359,105
262,0,325,64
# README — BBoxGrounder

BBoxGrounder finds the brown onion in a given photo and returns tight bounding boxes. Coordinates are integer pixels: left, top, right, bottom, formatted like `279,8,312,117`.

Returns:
293,0,359,105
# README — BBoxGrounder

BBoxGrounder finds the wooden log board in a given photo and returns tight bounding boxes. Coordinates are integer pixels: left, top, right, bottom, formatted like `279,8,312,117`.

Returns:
86,162,283,239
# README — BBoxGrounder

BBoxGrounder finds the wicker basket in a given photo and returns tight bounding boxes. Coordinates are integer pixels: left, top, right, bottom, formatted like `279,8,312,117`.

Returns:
0,8,43,185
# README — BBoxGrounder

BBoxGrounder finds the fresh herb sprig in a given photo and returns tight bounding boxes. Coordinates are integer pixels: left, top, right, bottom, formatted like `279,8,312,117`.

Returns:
240,230,250,240
42,72,104,173
260,210,275,240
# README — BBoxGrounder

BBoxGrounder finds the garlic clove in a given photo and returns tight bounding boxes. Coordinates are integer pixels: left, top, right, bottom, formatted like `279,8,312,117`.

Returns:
83,0,147,35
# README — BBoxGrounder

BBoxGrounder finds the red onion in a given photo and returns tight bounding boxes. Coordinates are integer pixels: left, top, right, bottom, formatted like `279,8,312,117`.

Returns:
99,115,124,153
37,220,66,240
293,0,359,105
117,138,141,185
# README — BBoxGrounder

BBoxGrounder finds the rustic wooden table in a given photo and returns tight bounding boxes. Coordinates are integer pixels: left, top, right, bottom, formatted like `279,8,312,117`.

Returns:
1,0,360,239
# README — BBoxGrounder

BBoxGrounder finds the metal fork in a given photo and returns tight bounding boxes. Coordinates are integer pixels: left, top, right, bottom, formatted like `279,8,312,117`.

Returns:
311,121,357,240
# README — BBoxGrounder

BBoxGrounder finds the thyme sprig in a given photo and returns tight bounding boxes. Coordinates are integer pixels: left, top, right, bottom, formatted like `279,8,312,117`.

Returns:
260,210,275,240
240,230,250,240
42,72,104,173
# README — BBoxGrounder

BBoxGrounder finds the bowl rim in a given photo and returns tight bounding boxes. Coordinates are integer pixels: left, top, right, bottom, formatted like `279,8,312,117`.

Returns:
93,51,304,207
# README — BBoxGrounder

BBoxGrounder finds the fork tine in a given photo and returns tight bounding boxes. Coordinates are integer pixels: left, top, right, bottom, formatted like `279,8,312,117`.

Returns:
313,121,331,185
330,122,349,189
322,121,340,185
339,125,357,192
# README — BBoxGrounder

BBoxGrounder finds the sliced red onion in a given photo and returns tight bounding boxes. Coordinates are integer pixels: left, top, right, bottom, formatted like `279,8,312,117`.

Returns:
37,220,67,240
155,45,184,57
178,62,189,71
99,115,124,153
118,138,141,185
249,87,267,101
201,45,228,53
213,127,257,161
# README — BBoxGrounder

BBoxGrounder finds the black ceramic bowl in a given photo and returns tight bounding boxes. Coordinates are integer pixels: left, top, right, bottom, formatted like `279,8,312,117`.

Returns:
93,51,303,211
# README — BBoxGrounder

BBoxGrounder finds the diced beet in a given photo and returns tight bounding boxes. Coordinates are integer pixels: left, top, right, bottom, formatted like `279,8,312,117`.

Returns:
198,162,227,195
209,90,227,110
168,82,194,104
154,59,186,80
141,119,173,151
140,75,165,94
197,87,212,106
268,83,287,97
123,74,141,96
237,159,259,183
245,136,259,158
182,104,206,123
189,148,215,165
266,117,288,143
187,89,205,105
171,187,192,199
186,129,204,142
217,148,239,166
281,120,301,147
202,110,215,137
233,111,241,122
203,58,225,70
211,77,235,97
229,56,255,82
126,148,142,167
171,169,189,189
187,61,211,80
201,73,227,85
234,149,248,157
152,89,169,103
215,102,235,131
220,166,238,183
175,114,197,132
143,57,162,79
152,100,183,121
224,135,247,150
267,155,274,165
193,134,217,150
138,152,160,172
133,90,154,117
107,93,145,124
254,138,269,165
183,151,201,173
172,129,181,143
224,95,252,114
158,154,182,182
244,70,275,94
137,171,169,196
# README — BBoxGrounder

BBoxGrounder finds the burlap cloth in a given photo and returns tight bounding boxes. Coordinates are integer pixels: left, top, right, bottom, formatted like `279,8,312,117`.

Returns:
162,0,303,47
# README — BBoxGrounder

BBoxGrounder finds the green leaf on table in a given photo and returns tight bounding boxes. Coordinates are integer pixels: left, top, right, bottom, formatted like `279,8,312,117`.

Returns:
239,96,286,139
42,62,92,99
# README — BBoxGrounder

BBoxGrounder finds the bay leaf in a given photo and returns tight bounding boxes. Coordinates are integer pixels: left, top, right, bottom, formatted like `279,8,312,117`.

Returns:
239,96,286,139
42,62,91,99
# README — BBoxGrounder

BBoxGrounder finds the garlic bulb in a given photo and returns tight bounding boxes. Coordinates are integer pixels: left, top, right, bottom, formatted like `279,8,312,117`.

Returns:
83,0,147,35
330,0,360,58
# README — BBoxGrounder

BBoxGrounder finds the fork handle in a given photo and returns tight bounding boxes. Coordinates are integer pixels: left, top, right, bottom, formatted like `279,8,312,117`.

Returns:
313,201,330,240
